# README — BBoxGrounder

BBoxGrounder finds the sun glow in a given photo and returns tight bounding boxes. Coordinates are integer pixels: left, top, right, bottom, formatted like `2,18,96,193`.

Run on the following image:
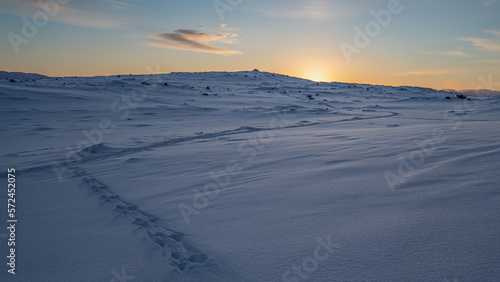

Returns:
305,72,329,82
297,62,335,82
302,69,332,82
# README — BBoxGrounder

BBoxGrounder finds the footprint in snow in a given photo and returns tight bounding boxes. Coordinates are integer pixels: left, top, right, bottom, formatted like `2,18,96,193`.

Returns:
73,167,212,273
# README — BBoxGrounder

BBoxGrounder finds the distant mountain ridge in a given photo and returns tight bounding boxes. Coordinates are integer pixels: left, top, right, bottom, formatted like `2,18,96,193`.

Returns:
1,70,498,96
0,71,48,80
458,89,500,97
441,88,500,97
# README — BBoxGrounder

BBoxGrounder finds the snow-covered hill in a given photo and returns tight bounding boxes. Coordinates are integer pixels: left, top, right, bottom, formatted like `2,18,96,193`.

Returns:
1,70,499,281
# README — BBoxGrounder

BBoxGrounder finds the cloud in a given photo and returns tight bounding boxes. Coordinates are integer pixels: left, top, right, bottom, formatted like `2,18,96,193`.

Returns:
436,50,471,57
484,0,496,5
460,38,500,52
484,30,500,36
247,0,344,21
147,29,241,55
397,68,471,76
0,0,123,28
460,30,500,52
103,0,136,9
55,8,122,28
217,24,238,31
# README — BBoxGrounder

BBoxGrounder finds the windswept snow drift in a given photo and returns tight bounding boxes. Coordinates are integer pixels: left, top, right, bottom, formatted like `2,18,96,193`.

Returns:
0,71,499,281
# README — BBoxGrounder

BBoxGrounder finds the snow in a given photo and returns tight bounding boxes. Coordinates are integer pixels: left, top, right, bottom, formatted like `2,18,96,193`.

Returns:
0,70,499,281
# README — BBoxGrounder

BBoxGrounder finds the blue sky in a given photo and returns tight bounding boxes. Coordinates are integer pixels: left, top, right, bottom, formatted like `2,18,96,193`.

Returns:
0,0,499,90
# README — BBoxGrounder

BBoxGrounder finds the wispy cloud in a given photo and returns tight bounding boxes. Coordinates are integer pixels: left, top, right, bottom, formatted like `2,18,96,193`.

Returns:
0,0,124,28
436,50,471,57
484,30,500,36
397,68,471,76
460,30,500,52
247,0,345,21
484,0,496,6
217,24,238,31
103,0,136,9
55,8,122,28
147,28,241,55
460,38,500,52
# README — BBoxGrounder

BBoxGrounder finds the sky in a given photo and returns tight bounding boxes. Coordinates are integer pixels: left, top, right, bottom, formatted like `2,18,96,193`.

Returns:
0,0,499,90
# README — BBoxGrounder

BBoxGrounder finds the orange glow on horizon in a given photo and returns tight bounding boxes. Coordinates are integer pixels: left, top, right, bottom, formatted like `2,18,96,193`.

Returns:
302,71,331,82
297,64,336,82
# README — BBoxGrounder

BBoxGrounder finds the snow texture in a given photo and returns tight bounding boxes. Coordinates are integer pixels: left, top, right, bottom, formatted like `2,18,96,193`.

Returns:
0,71,499,281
